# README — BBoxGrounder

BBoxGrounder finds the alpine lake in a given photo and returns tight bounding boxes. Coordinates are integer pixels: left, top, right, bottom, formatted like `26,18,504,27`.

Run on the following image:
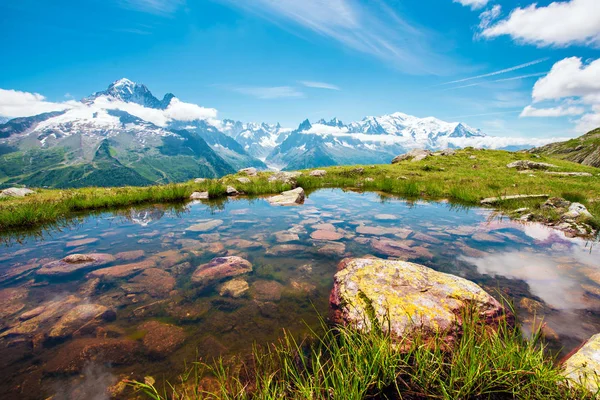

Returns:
0,189,599,399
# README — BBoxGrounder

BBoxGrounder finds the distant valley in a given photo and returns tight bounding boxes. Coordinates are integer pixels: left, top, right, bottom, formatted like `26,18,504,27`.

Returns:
0,79,563,188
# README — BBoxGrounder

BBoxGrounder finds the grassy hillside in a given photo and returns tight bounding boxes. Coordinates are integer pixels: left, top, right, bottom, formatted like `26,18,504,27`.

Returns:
532,127,600,167
0,148,598,234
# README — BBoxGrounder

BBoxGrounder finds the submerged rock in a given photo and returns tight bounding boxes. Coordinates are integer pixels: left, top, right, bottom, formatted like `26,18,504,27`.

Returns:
563,333,600,393
311,230,344,241
0,287,28,320
44,338,140,375
139,321,186,358
37,253,116,277
87,259,156,280
127,268,176,297
65,238,99,248
252,280,284,301
192,256,253,285
219,279,249,298
370,238,433,260
115,250,145,262
267,187,305,206
186,219,224,232
274,230,300,243
48,304,115,339
330,258,508,342
265,244,309,256
0,187,35,198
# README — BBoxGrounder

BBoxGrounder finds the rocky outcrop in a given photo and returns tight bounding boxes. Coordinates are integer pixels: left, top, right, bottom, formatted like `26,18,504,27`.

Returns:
37,253,116,277
562,333,600,393
139,321,186,358
0,187,35,198
239,167,258,176
330,258,508,342
480,194,549,205
506,160,558,170
192,256,253,285
392,149,432,164
267,187,305,206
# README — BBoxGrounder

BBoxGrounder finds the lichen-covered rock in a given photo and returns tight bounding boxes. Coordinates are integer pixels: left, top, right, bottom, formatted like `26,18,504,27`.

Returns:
330,258,508,342
563,333,600,393
192,256,252,285
138,321,186,358
37,253,116,277
48,304,116,339
0,187,35,198
506,160,558,170
267,187,305,206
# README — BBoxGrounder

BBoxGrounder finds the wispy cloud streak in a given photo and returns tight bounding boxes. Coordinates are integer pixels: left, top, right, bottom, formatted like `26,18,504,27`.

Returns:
117,0,185,16
438,58,549,86
442,72,549,91
215,0,458,75
299,81,341,91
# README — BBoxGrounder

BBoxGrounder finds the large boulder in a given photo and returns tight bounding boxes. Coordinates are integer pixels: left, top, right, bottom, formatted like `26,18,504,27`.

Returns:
190,191,209,200
330,258,508,342
192,256,253,285
267,187,305,206
562,333,600,393
506,160,558,170
0,187,35,198
239,167,258,176
309,169,327,177
37,254,116,277
391,149,432,164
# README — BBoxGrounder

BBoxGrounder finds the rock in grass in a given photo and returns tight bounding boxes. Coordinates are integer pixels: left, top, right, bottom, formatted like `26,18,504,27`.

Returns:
545,171,593,177
237,177,251,184
480,194,549,205
563,203,593,219
239,167,258,176
0,187,35,198
194,178,207,183
310,169,327,177
226,186,239,196
330,257,508,342
192,256,252,285
391,149,431,164
506,160,558,171
190,191,209,200
268,171,302,185
563,333,600,393
267,187,305,206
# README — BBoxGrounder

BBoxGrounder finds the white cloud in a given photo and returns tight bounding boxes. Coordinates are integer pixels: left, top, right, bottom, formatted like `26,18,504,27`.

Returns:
454,0,490,10
520,57,600,133
299,81,341,91
117,0,185,15
478,5,501,30
0,88,217,126
482,0,600,47
0,89,74,118
531,57,600,103
232,86,304,99
218,0,457,74
576,105,600,132
438,58,548,86
520,105,586,117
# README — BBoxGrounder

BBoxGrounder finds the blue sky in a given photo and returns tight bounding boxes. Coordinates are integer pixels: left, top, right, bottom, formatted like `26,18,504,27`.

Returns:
0,0,599,138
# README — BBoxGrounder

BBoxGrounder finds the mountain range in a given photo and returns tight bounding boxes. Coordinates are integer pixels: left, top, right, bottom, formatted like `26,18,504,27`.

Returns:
0,79,564,188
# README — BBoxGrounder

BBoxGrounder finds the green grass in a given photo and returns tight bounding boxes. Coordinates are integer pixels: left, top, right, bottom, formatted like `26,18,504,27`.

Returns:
129,310,597,399
0,149,599,235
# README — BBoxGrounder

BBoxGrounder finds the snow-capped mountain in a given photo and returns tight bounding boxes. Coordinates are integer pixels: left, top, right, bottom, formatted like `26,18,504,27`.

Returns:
217,120,292,160
83,78,174,110
265,114,554,171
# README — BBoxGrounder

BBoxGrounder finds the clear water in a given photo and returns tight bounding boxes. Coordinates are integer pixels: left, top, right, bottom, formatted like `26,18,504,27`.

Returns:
0,189,599,399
